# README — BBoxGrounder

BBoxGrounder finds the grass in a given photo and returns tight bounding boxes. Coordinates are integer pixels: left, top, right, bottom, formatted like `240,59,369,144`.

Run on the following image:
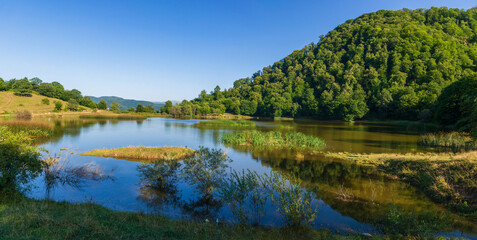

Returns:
0,121,53,138
219,130,326,149
195,119,255,128
418,132,476,152
0,195,378,240
326,151,477,216
80,146,196,163
0,91,76,114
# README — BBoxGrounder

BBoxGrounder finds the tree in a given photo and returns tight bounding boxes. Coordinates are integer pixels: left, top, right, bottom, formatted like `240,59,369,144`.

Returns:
66,99,79,111
162,100,173,114
0,78,5,91
98,100,108,110
38,83,56,97
136,104,145,112
54,101,63,112
12,78,33,97
110,102,120,112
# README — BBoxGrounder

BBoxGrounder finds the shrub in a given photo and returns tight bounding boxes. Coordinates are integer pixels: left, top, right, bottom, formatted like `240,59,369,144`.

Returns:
16,110,32,120
66,99,79,111
41,98,50,105
54,101,63,112
0,127,45,193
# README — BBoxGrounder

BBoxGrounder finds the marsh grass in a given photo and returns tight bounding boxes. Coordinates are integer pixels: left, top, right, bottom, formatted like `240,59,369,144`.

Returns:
0,122,53,139
327,151,477,215
80,146,196,163
195,119,256,128
418,132,476,152
219,130,325,149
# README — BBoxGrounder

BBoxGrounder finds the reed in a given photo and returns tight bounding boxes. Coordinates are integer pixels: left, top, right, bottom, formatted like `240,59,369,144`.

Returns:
418,132,476,152
80,146,196,163
79,114,148,120
219,130,325,149
195,119,255,127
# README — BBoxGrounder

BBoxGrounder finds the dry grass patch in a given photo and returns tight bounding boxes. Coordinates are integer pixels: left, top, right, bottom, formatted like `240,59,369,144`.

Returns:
80,146,196,163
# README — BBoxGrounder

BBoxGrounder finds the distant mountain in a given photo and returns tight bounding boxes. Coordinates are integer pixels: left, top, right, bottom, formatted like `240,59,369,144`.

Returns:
88,96,164,111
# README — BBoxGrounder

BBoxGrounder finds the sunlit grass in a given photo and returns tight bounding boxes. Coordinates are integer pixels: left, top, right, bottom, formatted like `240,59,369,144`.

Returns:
80,146,196,162
418,132,476,152
195,119,255,128
79,114,148,120
219,130,325,149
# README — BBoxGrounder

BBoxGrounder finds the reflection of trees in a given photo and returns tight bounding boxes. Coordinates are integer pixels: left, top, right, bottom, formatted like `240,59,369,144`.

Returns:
136,147,230,221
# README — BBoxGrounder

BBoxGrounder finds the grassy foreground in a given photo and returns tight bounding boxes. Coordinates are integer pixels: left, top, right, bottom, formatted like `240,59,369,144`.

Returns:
0,195,433,240
326,151,477,217
219,130,326,149
80,146,196,162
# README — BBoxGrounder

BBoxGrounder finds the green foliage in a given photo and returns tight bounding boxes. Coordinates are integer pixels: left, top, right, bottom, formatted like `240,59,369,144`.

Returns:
182,147,232,197
137,158,181,191
54,101,62,112
110,102,120,112
41,98,50,105
219,130,326,149
66,99,79,111
0,127,45,193
0,78,5,91
376,203,447,238
219,169,267,226
98,100,108,110
435,74,477,135
264,171,318,227
12,78,33,97
196,120,255,128
418,132,476,151
179,7,477,121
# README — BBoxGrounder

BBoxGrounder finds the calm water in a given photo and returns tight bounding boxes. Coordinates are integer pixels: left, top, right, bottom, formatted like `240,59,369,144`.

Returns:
25,118,476,237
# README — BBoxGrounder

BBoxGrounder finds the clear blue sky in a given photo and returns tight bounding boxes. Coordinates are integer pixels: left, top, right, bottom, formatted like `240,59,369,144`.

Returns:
0,0,475,102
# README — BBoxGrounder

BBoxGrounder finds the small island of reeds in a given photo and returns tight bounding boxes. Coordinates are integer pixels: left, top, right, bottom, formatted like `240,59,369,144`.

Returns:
418,132,476,152
80,146,196,163
79,114,149,120
195,119,255,128
219,130,325,149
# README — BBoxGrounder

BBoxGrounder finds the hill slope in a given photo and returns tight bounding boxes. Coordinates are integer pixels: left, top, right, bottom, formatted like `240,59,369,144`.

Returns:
191,7,477,121
0,92,73,114
88,96,164,111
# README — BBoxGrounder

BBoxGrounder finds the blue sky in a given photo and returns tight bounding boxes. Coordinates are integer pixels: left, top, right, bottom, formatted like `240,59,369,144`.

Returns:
0,0,475,102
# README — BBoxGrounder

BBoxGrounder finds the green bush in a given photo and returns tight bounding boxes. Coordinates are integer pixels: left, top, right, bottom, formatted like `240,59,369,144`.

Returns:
41,98,50,105
0,127,45,193
54,101,62,112
219,130,325,149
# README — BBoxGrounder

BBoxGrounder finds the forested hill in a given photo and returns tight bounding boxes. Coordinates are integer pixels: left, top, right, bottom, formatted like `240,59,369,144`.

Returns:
88,96,164,111
186,7,477,121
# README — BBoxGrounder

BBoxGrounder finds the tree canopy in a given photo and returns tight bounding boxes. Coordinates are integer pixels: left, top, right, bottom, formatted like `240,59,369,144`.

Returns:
177,7,477,121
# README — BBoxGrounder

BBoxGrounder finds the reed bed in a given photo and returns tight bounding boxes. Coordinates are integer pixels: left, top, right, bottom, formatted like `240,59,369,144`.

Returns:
80,146,196,162
219,130,325,149
418,132,476,152
0,121,53,138
196,119,255,127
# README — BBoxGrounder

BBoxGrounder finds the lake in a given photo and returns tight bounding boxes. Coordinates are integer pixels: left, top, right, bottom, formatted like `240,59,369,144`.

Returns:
26,117,476,238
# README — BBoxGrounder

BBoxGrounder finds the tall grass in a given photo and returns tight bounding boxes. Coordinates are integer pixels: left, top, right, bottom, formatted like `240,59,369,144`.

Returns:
219,130,325,149
196,119,255,127
79,114,148,120
418,132,476,152
80,146,196,162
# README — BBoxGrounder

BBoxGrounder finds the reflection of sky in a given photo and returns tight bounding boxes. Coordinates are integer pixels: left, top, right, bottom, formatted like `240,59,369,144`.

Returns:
26,119,473,237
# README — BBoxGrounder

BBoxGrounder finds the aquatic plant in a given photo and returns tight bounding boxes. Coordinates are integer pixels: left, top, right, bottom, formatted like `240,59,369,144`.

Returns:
80,146,195,163
182,147,231,197
219,169,267,226
219,130,325,149
137,158,181,190
195,119,255,128
376,203,448,238
418,132,476,152
264,171,318,227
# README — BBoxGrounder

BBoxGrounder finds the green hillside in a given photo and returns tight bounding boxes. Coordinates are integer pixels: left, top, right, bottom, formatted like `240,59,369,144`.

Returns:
181,7,477,121
88,96,164,111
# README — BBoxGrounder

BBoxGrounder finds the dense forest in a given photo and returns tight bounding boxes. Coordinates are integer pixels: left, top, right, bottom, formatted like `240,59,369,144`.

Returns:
168,7,477,127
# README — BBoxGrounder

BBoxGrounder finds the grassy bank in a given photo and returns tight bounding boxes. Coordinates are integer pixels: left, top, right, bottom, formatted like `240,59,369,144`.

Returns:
418,132,476,152
326,151,477,217
80,146,196,162
219,130,325,149
0,195,375,240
